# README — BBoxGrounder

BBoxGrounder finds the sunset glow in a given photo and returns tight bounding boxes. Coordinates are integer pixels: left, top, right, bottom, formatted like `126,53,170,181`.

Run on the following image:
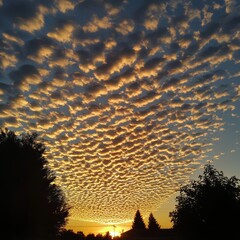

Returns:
0,0,240,231
109,230,121,238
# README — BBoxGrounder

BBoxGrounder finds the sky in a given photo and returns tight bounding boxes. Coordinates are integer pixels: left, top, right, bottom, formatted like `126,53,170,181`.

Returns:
0,0,240,236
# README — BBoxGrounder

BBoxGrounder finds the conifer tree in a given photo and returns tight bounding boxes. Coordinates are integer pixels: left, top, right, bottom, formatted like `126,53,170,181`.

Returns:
148,213,160,234
132,210,146,230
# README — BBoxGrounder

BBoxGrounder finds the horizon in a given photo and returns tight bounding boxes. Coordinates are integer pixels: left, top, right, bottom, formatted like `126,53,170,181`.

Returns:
0,0,240,236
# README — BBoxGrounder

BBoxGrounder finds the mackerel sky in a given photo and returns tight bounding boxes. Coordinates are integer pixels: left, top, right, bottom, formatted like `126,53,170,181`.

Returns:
0,0,240,224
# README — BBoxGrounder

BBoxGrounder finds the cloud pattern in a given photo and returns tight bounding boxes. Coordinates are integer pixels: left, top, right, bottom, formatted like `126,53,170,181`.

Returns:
0,0,240,223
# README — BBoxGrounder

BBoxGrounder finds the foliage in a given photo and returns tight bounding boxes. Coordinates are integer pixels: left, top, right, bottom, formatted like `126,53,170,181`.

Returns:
0,129,69,239
59,231,113,240
131,210,146,230
59,229,85,240
148,213,160,234
170,164,240,239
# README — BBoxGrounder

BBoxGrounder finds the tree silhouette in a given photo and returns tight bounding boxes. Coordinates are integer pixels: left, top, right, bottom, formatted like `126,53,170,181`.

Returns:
148,213,160,234
132,210,146,230
60,229,85,240
170,164,240,240
0,129,69,240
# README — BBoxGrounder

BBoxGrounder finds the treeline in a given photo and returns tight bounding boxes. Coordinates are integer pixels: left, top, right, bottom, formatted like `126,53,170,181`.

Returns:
1,130,240,240
59,230,113,240
58,210,161,240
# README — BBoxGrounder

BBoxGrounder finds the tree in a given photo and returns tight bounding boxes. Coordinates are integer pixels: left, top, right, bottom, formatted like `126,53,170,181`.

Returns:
132,210,146,230
169,164,240,240
148,213,160,234
0,129,69,240
59,229,85,240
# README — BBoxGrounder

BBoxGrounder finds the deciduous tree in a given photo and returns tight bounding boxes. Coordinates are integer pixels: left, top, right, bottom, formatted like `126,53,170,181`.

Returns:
170,164,240,240
0,129,69,240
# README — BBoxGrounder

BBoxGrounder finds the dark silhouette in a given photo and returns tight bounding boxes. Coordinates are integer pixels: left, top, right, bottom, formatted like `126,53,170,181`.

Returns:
86,234,96,240
121,210,147,240
59,229,85,240
0,129,69,240
59,230,113,240
131,210,146,230
170,164,240,240
148,213,160,235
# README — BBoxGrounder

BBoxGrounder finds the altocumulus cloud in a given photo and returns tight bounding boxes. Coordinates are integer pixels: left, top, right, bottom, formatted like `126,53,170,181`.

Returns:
0,0,240,223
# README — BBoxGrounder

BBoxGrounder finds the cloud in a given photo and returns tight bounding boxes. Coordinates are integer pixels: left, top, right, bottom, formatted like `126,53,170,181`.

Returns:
15,5,48,33
1,1,52,33
9,94,29,109
137,57,165,78
47,21,75,43
82,15,112,33
85,82,108,98
0,0,240,224
2,33,24,46
0,51,18,69
25,37,55,63
105,68,136,92
115,19,135,35
105,2,122,16
143,17,159,31
225,0,240,14
9,64,41,92
142,2,166,30
49,48,78,68
94,48,136,80
201,6,213,26
76,42,106,72
55,0,75,13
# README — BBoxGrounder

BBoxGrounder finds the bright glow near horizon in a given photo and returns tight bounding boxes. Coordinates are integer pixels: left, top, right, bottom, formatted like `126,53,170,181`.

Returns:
0,0,240,225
